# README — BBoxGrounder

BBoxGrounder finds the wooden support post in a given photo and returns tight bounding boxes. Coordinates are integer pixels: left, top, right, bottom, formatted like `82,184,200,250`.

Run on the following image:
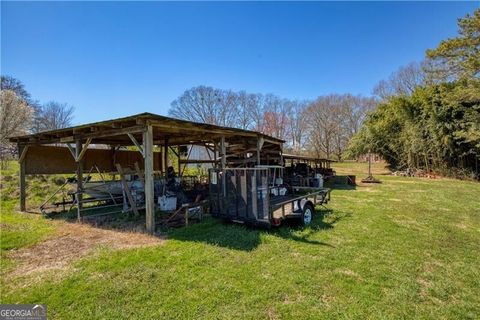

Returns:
256,136,264,166
75,140,83,221
256,145,260,165
164,139,169,172
213,142,218,169
18,144,27,212
177,146,181,174
144,125,155,234
220,136,226,196
220,136,226,170
77,137,92,161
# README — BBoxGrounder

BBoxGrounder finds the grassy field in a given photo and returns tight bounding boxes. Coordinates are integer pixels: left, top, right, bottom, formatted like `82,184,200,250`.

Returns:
1,161,479,319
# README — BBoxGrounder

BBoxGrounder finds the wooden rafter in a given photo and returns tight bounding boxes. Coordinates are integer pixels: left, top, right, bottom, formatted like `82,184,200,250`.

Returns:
128,133,144,158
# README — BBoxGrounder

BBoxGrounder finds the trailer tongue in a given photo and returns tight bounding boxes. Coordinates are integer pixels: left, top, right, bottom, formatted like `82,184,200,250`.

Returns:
209,167,330,227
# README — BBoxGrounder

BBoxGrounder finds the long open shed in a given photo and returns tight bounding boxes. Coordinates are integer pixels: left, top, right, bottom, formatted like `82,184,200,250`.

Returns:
282,153,334,169
9,112,284,233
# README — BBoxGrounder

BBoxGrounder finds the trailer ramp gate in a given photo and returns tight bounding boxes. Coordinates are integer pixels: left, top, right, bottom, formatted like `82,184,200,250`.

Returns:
209,168,271,226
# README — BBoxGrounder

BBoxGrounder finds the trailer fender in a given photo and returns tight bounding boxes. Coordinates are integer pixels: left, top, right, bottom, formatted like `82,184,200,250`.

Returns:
299,198,315,212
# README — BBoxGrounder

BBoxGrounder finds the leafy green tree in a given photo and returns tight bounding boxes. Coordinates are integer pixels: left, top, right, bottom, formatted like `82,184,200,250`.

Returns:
426,9,480,80
348,9,480,179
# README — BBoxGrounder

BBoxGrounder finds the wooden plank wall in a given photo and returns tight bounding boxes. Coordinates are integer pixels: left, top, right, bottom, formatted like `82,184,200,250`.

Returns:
24,146,162,174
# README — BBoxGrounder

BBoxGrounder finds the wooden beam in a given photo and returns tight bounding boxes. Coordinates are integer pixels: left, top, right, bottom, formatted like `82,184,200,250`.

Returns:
163,139,169,173
261,137,281,145
179,159,217,164
78,125,145,140
144,125,155,234
18,144,26,212
177,146,181,173
213,142,217,168
77,138,92,162
150,121,257,137
61,136,75,143
128,133,144,157
169,146,178,157
66,143,76,160
20,125,145,146
18,145,29,163
220,136,226,196
75,140,83,221
204,144,213,161
258,136,265,150
116,163,140,216
256,137,261,165
180,145,193,176
220,136,226,170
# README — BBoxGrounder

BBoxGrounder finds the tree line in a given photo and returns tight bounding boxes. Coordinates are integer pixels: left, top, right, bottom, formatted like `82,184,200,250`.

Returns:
2,8,477,179
169,87,376,160
347,9,480,179
0,76,75,160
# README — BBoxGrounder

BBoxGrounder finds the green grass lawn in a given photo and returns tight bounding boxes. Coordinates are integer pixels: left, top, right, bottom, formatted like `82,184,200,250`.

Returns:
1,162,479,319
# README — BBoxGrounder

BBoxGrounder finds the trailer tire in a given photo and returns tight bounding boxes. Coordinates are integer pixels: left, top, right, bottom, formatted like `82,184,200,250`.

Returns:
301,203,314,226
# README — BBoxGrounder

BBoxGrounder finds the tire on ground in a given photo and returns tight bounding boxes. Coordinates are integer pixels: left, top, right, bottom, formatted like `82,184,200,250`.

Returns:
300,203,314,226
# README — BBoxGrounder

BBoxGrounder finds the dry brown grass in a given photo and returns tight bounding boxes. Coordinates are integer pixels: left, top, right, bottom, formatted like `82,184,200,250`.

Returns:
6,221,164,277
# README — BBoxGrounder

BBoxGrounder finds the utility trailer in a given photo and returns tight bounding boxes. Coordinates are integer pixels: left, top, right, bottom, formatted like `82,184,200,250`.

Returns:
209,167,330,227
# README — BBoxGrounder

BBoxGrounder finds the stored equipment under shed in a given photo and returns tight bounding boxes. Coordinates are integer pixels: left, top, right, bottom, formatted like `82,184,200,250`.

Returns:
9,113,284,233
10,112,332,233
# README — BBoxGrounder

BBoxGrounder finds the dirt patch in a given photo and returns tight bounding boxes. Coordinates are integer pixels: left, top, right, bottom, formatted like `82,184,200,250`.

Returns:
7,222,164,277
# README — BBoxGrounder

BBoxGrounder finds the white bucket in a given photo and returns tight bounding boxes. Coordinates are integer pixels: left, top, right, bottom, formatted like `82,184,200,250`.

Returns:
271,187,287,196
158,196,177,211
314,174,324,188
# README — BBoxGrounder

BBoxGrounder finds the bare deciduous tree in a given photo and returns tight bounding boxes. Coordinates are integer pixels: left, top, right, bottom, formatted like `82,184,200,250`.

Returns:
306,94,376,160
1,76,31,102
169,86,376,160
236,91,258,130
260,94,291,140
247,93,266,133
35,101,75,132
169,86,238,127
373,62,426,100
306,96,338,159
287,100,309,153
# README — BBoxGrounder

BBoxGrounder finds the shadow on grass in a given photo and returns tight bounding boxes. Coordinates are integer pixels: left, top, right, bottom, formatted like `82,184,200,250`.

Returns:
332,184,357,191
324,175,358,191
45,205,352,252
46,205,149,233
168,207,352,251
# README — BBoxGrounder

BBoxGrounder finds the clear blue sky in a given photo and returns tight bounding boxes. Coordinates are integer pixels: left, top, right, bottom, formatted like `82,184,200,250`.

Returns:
1,1,478,124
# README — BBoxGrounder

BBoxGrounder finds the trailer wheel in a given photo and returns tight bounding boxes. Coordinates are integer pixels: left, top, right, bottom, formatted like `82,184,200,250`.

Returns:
301,203,314,226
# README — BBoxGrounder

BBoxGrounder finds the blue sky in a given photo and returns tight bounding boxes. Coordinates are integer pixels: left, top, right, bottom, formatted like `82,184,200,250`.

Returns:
1,1,478,124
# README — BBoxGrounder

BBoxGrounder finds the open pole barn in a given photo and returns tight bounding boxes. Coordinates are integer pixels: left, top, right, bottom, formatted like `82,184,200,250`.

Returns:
9,112,284,233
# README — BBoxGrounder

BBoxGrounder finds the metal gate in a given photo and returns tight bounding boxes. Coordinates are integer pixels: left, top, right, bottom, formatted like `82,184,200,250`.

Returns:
209,168,271,225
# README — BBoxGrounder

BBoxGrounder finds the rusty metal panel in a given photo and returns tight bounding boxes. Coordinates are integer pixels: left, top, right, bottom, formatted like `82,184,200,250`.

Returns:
24,146,162,174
